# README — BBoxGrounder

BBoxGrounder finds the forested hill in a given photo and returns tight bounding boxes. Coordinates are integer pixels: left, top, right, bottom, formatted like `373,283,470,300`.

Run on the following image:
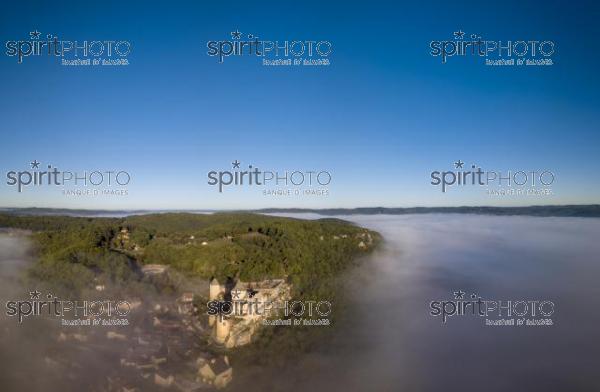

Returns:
0,212,379,295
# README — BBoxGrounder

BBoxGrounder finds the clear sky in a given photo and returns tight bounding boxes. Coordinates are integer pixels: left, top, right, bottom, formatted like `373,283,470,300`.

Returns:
0,0,599,210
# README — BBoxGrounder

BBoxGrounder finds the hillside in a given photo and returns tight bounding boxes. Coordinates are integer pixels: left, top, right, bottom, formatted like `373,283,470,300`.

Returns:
0,212,380,296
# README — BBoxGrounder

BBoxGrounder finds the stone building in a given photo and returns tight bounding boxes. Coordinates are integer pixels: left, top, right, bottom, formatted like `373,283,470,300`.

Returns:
208,277,291,348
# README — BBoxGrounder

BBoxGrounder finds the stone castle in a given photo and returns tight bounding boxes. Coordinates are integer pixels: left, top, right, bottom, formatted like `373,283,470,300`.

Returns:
208,277,291,348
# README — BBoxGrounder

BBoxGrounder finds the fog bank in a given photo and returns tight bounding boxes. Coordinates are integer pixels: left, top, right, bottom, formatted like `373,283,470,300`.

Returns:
233,214,600,391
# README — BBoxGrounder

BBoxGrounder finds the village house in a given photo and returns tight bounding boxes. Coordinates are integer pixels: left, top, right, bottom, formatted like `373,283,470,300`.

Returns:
198,356,233,389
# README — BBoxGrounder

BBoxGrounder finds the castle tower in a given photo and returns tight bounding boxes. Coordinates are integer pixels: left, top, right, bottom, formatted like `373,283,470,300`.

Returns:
209,277,222,301
215,316,231,345
209,277,222,327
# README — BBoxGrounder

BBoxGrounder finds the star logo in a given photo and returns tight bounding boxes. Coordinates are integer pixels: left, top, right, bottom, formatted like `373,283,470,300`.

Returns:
30,30,41,39
247,288,258,298
453,290,465,299
231,290,240,299
30,160,40,169
231,30,242,40
453,30,465,39
30,290,41,299
454,160,464,169
232,160,241,169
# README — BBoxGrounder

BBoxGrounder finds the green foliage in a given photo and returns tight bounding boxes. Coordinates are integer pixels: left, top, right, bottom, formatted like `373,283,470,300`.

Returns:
0,212,380,297
0,211,380,365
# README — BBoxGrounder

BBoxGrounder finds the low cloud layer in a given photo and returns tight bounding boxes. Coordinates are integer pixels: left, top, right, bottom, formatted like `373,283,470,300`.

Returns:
232,214,600,391
2,215,600,391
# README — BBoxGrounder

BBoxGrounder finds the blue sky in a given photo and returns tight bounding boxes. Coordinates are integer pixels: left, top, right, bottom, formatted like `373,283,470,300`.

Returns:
0,0,599,209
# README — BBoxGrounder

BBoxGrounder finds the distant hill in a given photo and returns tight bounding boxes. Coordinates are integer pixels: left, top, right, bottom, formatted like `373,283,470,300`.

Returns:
2,205,599,218
255,205,600,217
0,207,213,217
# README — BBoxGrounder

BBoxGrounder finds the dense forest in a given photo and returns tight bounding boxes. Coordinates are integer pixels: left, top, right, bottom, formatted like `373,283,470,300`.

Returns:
0,212,382,370
0,212,380,298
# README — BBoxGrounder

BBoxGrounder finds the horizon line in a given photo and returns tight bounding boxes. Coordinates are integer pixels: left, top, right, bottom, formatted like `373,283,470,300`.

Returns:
1,204,599,212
